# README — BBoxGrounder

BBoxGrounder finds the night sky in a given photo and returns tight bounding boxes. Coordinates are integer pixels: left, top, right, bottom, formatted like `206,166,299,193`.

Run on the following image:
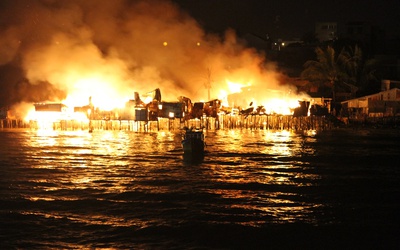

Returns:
0,0,399,110
173,0,400,39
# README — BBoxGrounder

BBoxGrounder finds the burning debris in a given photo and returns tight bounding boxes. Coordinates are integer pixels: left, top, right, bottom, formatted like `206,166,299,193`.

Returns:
0,0,312,128
27,86,315,124
7,86,336,131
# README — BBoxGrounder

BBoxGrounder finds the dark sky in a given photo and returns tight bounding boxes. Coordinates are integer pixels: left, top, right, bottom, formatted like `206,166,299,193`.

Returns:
0,0,398,109
173,0,400,39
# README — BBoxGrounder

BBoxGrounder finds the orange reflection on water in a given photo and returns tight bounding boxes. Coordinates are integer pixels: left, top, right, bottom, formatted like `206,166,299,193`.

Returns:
206,130,321,224
21,129,322,227
264,130,293,156
26,130,136,202
21,210,149,228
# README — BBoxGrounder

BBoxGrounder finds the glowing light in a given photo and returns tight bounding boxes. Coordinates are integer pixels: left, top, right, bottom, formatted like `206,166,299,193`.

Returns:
22,52,308,126
303,130,317,137
216,77,304,115
63,76,129,111
263,98,300,115
226,80,251,93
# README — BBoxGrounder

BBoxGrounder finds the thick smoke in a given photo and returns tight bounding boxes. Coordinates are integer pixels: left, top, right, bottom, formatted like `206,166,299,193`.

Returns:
0,0,294,116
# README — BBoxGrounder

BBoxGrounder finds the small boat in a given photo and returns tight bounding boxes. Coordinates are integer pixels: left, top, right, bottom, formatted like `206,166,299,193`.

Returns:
181,127,205,156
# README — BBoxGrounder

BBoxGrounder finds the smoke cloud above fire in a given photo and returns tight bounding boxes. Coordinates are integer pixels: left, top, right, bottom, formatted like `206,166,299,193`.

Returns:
0,0,300,116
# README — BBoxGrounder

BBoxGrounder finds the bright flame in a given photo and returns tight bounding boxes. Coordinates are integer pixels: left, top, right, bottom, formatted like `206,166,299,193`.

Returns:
2,0,312,123
226,80,251,93
218,80,252,107
63,76,129,111
217,78,304,115
263,98,300,115
25,103,89,130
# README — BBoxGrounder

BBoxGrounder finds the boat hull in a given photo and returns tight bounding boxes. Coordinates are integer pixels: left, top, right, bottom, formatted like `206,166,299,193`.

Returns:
181,129,205,160
182,138,205,154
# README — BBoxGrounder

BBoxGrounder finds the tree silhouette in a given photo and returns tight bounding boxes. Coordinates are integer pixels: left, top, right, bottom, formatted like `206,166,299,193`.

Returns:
301,46,345,102
301,45,377,102
340,45,378,95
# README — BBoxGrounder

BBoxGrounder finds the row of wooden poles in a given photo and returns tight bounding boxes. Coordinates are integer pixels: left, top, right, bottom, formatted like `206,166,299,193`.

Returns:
0,119,30,129
1,115,334,131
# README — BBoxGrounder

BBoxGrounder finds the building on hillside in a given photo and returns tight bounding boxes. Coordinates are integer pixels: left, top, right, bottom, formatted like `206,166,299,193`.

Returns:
343,22,373,42
271,38,303,51
315,22,337,42
240,33,269,52
341,21,388,55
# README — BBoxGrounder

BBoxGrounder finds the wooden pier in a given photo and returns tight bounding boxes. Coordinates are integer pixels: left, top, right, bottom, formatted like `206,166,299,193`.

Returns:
1,114,335,131
0,119,30,129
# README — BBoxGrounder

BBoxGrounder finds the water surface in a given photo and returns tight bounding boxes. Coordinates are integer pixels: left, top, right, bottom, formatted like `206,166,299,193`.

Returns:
0,128,399,249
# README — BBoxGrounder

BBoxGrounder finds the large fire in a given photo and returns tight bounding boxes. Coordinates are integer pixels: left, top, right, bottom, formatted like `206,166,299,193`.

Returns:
220,80,304,115
0,0,308,124
25,78,305,125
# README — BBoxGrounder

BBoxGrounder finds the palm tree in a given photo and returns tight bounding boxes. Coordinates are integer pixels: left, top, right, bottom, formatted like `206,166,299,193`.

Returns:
339,45,378,94
301,46,347,102
301,45,377,102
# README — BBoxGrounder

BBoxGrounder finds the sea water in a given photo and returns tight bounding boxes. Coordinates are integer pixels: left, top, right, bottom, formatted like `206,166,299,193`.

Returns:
0,128,399,249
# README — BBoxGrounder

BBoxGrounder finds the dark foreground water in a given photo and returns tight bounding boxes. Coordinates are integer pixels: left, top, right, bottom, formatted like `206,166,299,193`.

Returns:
0,128,399,249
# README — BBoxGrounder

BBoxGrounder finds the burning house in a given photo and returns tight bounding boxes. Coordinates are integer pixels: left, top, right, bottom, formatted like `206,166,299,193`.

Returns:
0,0,338,131
158,102,184,119
34,103,68,112
292,101,310,117
190,99,221,119
178,96,194,119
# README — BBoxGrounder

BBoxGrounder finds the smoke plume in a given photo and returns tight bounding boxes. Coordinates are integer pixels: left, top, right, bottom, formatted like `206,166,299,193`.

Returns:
0,0,295,116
